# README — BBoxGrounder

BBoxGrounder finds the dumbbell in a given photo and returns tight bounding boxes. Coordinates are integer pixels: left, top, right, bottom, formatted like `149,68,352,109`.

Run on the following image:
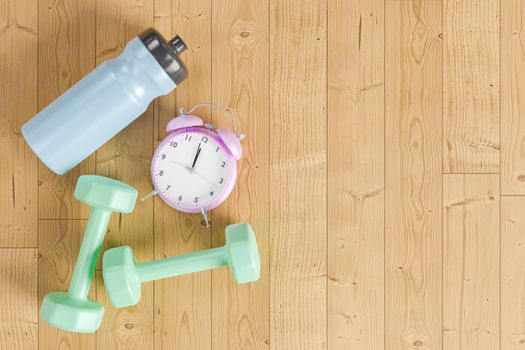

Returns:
103,223,260,308
40,175,137,333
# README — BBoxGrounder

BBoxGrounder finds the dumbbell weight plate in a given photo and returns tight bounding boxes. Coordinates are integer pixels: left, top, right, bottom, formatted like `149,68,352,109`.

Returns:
74,175,137,213
40,292,104,333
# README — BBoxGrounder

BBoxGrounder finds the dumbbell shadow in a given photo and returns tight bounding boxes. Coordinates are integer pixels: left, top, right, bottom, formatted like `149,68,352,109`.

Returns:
103,223,260,308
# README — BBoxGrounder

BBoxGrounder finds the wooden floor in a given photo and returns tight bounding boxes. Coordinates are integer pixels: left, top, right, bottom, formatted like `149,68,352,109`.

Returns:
1,0,525,349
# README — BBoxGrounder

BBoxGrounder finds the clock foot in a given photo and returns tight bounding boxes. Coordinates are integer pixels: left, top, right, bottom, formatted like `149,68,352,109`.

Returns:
200,208,210,228
140,189,159,201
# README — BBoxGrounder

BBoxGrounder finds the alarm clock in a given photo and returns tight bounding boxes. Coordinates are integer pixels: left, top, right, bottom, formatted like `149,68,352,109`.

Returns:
147,104,244,223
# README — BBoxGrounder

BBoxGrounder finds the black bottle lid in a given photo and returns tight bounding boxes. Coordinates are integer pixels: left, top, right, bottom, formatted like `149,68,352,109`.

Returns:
139,28,189,85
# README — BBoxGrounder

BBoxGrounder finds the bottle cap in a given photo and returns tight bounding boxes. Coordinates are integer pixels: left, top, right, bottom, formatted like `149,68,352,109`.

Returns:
139,28,189,85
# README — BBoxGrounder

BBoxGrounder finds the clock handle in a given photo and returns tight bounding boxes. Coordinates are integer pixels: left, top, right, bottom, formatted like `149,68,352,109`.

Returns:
179,102,245,139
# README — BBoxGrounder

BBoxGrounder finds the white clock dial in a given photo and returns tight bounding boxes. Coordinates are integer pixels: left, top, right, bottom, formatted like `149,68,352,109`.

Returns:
152,130,230,211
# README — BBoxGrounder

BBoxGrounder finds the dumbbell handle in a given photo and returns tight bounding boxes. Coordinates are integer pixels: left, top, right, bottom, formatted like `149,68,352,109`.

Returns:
137,246,227,282
68,208,111,299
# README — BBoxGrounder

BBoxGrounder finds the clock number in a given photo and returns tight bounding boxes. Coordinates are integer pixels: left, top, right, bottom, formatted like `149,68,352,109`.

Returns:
209,191,214,196
201,136,209,143
194,197,199,203
169,141,177,148
165,185,171,191
219,178,224,184
178,195,182,201
221,161,226,168
216,146,220,152
185,134,192,142
161,154,166,159
158,170,164,176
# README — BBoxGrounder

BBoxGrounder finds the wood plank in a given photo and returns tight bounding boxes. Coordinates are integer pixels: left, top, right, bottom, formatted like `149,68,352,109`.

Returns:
502,196,525,349
96,271,153,349
0,249,38,349
502,0,525,194
211,0,270,348
443,174,500,350
443,0,500,173
95,0,154,263
95,0,154,347
269,0,327,348
0,0,38,246
38,220,95,349
385,1,442,349
38,0,96,219
152,0,212,349
327,0,384,349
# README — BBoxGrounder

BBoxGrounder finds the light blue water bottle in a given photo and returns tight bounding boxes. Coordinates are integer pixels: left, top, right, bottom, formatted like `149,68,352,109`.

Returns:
22,28,188,175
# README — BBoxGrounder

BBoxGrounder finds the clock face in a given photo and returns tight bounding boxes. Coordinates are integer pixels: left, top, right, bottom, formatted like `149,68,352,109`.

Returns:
152,127,236,213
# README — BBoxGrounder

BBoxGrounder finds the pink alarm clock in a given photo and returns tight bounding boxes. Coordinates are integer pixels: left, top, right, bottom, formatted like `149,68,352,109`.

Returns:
151,111,243,215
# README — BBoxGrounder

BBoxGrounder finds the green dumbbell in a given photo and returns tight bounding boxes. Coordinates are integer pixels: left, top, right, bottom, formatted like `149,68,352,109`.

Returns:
103,223,260,308
40,175,137,333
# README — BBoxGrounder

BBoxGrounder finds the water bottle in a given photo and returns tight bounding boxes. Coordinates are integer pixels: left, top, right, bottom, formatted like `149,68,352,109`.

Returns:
22,28,188,175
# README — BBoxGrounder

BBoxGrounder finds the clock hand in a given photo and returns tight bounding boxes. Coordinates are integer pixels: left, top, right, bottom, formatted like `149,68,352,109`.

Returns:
167,159,211,185
193,171,216,186
191,143,202,169
170,160,192,172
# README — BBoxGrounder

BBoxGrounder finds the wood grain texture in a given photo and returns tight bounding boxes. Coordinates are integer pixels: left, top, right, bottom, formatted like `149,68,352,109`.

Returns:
502,0,525,194
269,0,327,348
153,217,211,350
95,0,154,347
443,174,500,350
38,220,95,349
4,1,525,349
38,0,95,220
0,0,38,247
152,0,212,348
211,0,270,349
502,196,525,350
96,271,153,349
443,0,500,173
327,0,384,349
385,1,442,349
0,249,38,349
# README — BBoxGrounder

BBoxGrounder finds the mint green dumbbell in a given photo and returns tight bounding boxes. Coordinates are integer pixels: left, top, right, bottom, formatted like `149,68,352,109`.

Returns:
103,223,260,308
40,175,137,333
